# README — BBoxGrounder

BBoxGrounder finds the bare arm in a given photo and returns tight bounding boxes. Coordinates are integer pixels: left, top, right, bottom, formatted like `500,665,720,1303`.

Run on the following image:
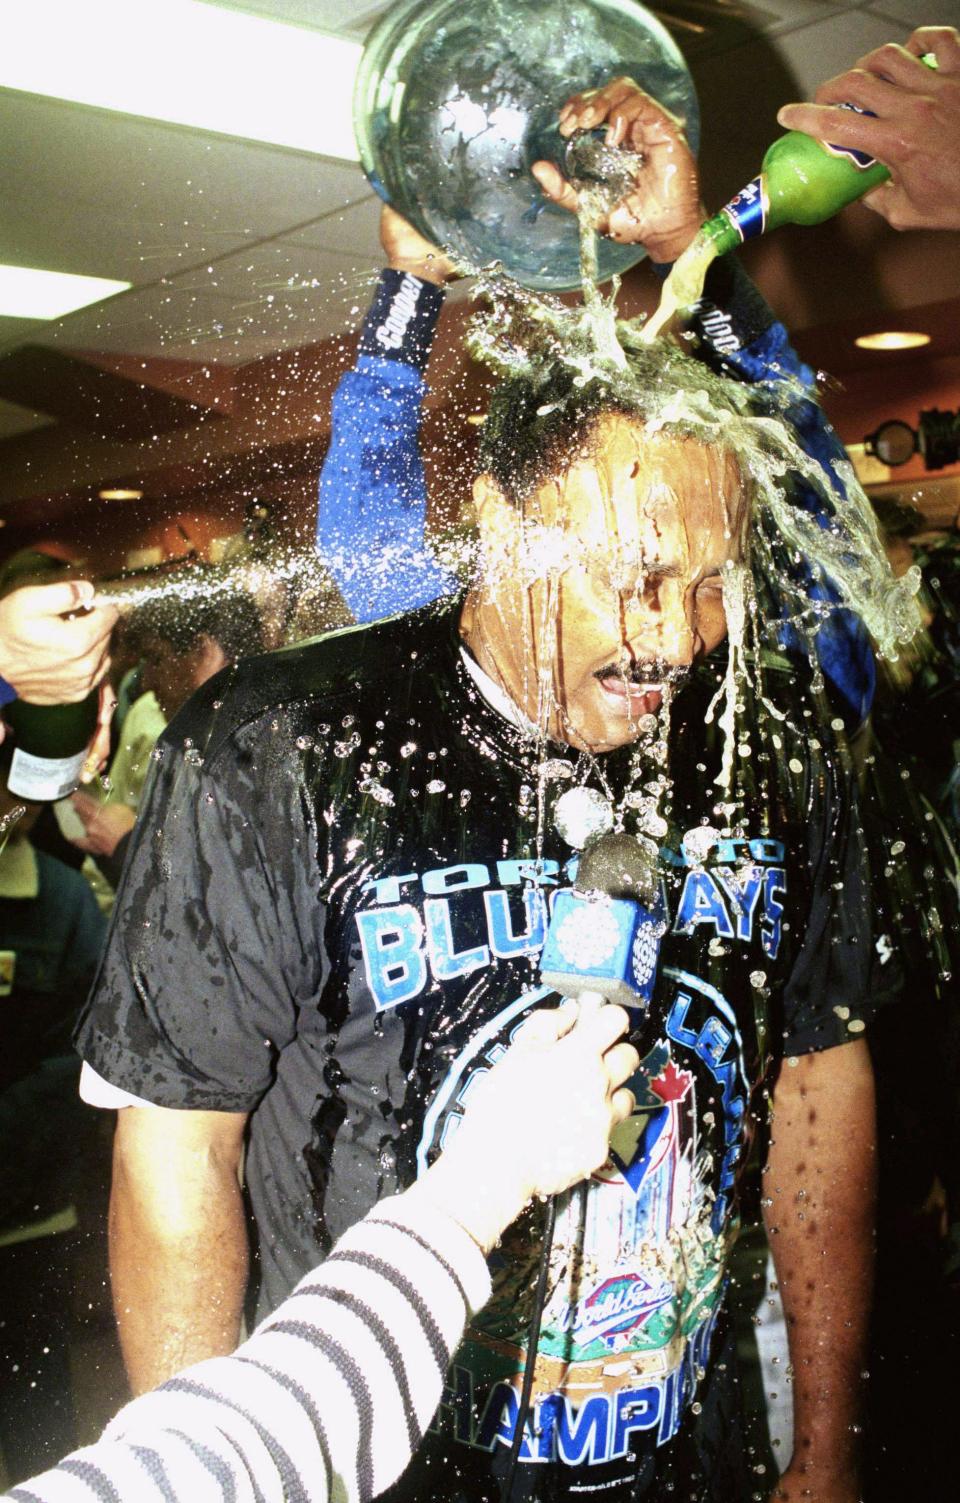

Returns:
763,1038,875,1503
109,1104,250,1394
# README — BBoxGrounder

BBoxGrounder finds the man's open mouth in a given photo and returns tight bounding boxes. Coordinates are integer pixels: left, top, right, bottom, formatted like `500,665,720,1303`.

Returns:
594,659,688,693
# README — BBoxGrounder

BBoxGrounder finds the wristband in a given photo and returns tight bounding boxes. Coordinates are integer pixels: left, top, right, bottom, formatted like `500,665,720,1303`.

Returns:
357,268,446,374
689,252,776,356
650,249,775,359
0,677,16,707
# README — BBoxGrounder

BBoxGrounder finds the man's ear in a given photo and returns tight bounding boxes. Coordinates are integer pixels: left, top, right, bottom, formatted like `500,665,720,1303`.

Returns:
194,634,229,687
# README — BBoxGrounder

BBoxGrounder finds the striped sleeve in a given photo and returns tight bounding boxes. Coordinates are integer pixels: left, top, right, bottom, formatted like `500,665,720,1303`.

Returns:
4,1195,491,1503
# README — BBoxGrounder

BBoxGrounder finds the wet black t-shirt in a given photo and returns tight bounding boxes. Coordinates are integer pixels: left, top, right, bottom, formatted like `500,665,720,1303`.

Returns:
78,602,871,1502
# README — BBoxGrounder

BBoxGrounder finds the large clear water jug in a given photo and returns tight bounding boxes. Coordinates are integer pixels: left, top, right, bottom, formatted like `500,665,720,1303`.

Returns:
353,0,699,291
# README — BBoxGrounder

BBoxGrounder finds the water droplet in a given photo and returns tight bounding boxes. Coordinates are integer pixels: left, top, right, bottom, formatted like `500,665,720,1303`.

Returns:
426,779,446,795
359,778,395,806
539,759,574,782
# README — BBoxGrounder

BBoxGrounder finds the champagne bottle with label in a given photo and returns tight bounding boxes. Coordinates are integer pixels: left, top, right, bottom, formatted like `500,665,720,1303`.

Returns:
644,54,937,345
702,109,894,257
5,691,99,802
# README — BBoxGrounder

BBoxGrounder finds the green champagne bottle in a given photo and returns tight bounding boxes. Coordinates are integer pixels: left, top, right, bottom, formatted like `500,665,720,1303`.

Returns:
644,57,936,345
702,109,892,257
5,690,99,801
706,51,937,255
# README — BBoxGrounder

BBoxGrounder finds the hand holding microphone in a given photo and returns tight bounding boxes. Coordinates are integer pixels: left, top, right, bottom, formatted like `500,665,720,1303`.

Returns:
408,999,639,1255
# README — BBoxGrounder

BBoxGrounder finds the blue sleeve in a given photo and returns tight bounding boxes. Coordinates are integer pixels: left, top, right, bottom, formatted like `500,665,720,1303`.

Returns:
685,261,876,729
0,677,16,706
316,272,458,624
726,324,876,729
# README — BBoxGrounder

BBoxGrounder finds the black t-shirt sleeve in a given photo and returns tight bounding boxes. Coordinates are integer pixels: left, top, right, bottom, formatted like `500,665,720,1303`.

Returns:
779,761,873,1056
75,710,325,1111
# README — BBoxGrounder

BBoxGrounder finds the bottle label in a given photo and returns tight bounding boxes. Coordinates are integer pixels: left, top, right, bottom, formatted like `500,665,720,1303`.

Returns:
821,103,878,170
720,175,767,244
7,746,87,802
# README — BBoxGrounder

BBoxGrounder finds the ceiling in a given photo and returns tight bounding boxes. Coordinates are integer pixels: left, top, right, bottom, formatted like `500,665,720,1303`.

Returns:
1,0,959,524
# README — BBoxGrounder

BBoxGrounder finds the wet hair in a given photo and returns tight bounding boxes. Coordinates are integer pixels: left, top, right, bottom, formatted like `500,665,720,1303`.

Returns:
479,364,638,504
127,584,263,663
477,338,757,506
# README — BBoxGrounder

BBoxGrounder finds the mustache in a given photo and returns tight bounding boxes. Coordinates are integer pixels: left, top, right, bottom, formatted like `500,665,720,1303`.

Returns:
594,658,690,687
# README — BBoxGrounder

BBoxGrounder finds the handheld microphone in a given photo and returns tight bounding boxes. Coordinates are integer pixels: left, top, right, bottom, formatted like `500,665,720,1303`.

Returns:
503,832,665,1502
539,831,666,1011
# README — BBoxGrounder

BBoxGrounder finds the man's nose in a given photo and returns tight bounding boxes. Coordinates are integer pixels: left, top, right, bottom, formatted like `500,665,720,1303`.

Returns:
621,581,696,663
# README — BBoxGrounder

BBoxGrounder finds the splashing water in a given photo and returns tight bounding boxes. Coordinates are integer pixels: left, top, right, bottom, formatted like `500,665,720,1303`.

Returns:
461,200,923,826
0,804,26,855
640,223,721,345
466,246,922,666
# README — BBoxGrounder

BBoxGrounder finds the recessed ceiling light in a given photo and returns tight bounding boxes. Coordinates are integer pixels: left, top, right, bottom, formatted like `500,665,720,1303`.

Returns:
99,488,143,501
3,0,361,161
855,331,932,351
0,264,131,320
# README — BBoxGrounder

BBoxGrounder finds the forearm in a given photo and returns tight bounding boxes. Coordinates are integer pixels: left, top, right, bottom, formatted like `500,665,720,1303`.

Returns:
763,1039,875,1493
316,269,455,622
110,1116,249,1393
15,1196,490,1503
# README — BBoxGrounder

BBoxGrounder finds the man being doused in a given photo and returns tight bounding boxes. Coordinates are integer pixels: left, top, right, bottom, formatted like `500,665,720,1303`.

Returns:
463,411,743,751
78,320,880,1503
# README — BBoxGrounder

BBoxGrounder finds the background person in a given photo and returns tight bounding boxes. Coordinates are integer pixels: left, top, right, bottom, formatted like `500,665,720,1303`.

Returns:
776,24,960,232
67,587,264,901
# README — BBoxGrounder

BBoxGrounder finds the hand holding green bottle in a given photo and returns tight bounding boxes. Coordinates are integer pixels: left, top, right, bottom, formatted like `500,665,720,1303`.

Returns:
777,25,960,232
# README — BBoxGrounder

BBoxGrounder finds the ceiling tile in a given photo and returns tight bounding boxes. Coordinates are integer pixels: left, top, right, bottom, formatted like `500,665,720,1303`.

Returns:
281,196,383,256
0,397,53,441
21,246,379,365
0,313,49,355
866,1,960,30
211,1,392,39
653,1,859,58
0,89,370,286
